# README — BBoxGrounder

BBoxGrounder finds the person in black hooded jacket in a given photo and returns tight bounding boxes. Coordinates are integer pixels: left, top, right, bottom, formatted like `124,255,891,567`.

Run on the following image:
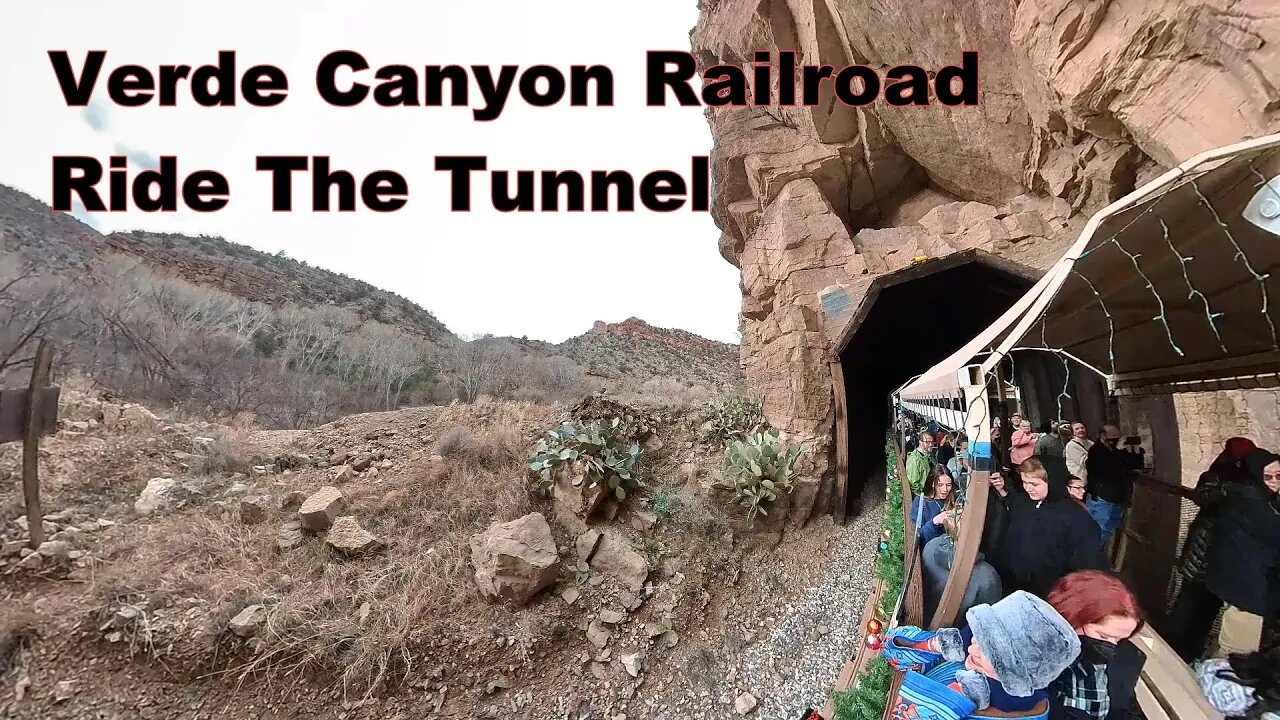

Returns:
1166,437,1256,661
991,455,1110,598
1204,448,1280,652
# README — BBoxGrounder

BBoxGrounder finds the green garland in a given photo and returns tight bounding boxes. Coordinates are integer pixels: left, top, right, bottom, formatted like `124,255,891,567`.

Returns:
832,658,893,720
876,437,906,617
832,437,905,720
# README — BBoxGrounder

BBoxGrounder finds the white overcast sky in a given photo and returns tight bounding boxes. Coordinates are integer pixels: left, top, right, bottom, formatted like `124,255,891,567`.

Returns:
0,0,742,344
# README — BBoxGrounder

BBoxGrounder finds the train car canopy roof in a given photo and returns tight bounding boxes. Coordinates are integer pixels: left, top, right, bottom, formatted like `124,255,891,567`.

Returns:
901,133,1280,400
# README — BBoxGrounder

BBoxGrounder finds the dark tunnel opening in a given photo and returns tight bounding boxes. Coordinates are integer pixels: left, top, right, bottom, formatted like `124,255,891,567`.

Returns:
837,256,1036,517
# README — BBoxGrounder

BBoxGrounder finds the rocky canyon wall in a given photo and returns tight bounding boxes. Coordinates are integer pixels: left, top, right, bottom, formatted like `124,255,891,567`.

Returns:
692,0,1280,507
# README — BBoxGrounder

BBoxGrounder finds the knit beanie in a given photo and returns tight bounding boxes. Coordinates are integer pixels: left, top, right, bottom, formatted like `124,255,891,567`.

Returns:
964,590,1080,696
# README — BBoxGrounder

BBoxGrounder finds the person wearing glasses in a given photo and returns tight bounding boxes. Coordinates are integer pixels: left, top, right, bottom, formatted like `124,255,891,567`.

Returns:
1204,449,1280,656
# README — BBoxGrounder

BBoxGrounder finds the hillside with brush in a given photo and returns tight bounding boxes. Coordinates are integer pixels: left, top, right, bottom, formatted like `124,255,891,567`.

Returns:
0,184,741,428
508,318,742,390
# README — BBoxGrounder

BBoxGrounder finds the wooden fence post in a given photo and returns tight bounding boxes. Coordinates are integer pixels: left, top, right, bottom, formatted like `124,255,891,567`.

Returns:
23,339,54,548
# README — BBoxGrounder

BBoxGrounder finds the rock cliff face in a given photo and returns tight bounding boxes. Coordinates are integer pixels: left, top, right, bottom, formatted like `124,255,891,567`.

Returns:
692,0,1280,496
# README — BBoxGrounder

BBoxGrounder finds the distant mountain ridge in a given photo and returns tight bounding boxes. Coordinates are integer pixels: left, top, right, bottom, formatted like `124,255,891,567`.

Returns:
504,317,742,389
0,183,741,389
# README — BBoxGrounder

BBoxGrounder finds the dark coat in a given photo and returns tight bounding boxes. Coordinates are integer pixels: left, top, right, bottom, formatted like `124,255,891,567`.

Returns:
1179,464,1247,582
1085,443,1143,507
1204,450,1280,616
991,456,1110,598
1049,639,1145,720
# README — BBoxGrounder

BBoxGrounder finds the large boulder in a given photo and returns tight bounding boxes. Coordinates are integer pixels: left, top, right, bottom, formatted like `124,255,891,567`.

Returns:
298,487,344,531
325,516,383,556
588,530,649,592
469,512,561,605
134,478,180,516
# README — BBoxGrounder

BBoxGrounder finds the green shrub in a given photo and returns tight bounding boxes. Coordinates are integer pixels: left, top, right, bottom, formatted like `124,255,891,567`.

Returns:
647,488,681,519
715,428,804,526
528,418,643,501
697,394,764,446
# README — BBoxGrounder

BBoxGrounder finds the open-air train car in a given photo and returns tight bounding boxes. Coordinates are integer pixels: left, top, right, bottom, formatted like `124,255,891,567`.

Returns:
848,132,1280,720
897,365,1020,437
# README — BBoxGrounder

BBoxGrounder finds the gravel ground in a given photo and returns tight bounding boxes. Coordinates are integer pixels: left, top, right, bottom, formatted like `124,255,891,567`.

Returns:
733,492,883,719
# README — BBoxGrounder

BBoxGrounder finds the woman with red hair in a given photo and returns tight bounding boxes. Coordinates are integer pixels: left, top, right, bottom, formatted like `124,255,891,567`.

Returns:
1046,570,1146,720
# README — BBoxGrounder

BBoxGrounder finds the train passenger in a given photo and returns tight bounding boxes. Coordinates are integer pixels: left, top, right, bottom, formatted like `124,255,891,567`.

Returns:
991,456,1108,598
912,465,957,547
882,591,1081,715
948,435,972,490
907,429,936,496
1167,437,1256,662
1036,421,1068,460
1065,422,1093,484
1045,570,1145,720
1011,420,1037,467
1203,448,1280,657
991,422,1012,478
980,469,1012,559
922,513,1003,623
937,433,958,472
1084,426,1144,548
1194,643,1280,719
1066,476,1087,508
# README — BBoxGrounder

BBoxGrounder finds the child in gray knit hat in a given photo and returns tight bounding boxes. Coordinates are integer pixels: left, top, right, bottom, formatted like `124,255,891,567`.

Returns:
886,591,1081,712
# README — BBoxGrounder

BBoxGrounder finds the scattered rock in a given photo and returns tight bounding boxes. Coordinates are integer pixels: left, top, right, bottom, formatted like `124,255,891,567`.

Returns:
589,531,649,592
598,609,625,625
2,541,25,556
37,541,71,559
378,459,393,470
576,529,603,562
734,692,758,715
240,496,271,524
229,605,267,637
351,453,375,472
620,651,643,678
325,516,383,556
53,680,76,703
120,404,160,430
134,478,179,515
469,513,560,605
279,491,307,510
333,465,354,483
589,662,608,680
561,587,581,605
17,553,42,570
276,521,304,551
586,621,611,649
298,486,345,531
630,510,658,531
485,676,511,694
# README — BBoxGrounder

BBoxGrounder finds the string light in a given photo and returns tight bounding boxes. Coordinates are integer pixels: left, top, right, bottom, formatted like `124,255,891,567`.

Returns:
1192,175,1278,350
1157,214,1226,353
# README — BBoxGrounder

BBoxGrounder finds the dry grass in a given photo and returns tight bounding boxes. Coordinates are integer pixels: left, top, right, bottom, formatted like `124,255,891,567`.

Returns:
93,418,537,696
189,422,259,476
434,426,473,457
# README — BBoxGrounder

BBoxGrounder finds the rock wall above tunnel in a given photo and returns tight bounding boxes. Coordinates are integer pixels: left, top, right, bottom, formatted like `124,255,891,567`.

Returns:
692,0,1280,498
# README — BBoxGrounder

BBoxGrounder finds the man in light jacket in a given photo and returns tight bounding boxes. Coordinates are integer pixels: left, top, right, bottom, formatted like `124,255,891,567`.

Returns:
1065,422,1093,483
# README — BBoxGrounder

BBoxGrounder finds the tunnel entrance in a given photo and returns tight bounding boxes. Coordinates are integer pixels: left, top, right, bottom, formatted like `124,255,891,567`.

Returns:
833,251,1038,518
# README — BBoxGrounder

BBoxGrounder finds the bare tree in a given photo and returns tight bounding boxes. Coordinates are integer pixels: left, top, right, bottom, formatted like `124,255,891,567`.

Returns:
0,258,79,377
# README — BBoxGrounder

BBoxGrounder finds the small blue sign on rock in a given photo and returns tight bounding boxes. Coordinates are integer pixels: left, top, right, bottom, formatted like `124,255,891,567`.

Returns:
819,286,854,324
